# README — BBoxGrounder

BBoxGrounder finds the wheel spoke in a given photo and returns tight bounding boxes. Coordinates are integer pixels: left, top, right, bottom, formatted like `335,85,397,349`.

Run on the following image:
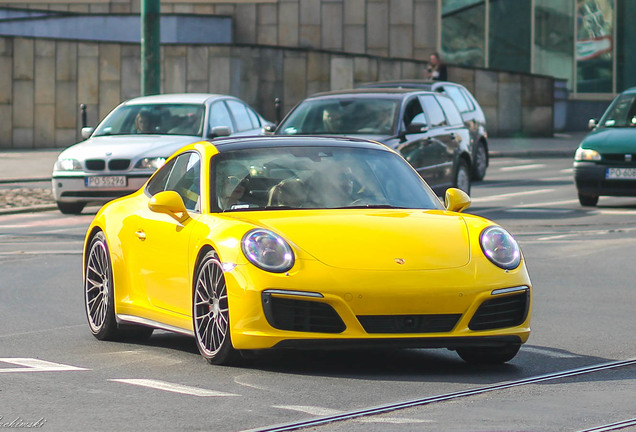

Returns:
193,256,231,357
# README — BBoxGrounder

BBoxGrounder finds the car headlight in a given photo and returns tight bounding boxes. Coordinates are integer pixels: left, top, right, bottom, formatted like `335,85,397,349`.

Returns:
574,148,601,161
480,226,521,270
241,229,295,273
135,157,166,169
55,158,82,171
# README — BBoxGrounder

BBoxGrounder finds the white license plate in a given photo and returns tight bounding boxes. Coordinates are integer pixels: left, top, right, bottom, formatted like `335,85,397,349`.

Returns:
85,176,127,188
606,168,636,179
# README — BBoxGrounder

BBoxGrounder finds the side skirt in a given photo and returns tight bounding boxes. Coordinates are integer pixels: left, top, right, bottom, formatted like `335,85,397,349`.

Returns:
116,314,194,337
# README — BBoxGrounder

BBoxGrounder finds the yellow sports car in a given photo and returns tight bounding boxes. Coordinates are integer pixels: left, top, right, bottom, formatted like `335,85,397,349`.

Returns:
84,136,531,365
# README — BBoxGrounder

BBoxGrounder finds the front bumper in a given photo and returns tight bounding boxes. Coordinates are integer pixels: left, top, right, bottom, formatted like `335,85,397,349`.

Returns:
224,258,532,351
52,173,151,205
574,161,636,197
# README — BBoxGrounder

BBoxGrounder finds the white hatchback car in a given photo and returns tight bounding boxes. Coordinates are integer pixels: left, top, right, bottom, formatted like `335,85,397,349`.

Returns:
52,93,272,214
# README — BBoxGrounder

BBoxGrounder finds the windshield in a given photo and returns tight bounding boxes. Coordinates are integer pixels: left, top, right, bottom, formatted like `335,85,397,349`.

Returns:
277,98,399,135
211,146,442,212
599,93,636,128
93,103,205,136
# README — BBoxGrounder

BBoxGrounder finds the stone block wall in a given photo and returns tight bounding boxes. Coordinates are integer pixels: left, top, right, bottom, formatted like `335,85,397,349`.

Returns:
0,36,554,149
0,0,439,60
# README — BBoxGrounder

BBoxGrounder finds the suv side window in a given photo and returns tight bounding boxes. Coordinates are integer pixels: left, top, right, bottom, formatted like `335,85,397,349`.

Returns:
419,95,446,127
441,85,470,113
435,95,464,126
403,97,427,128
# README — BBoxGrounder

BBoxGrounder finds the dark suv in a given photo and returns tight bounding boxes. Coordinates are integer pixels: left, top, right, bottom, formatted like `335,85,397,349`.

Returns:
359,80,489,181
274,88,473,196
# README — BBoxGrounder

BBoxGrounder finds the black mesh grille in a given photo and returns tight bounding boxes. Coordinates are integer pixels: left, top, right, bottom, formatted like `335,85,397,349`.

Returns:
85,159,106,171
469,291,529,331
262,294,346,333
601,154,636,164
109,159,131,170
357,314,461,334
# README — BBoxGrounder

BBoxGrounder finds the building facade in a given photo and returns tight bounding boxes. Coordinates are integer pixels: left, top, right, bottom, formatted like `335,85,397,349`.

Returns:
442,0,631,128
0,0,588,149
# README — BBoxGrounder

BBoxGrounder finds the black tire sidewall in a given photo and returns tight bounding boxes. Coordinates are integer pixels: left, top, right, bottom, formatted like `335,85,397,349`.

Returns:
85,231,119,340
193,250,237,365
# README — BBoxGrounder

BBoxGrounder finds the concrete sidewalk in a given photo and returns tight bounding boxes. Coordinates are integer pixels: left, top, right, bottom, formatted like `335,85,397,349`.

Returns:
0,132,586,183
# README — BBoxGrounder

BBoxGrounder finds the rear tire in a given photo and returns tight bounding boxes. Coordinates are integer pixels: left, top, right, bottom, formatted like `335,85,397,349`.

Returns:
578,193,598,207
454,159,471,195
456,344,520,364
472,141,488,181
57,201,85,215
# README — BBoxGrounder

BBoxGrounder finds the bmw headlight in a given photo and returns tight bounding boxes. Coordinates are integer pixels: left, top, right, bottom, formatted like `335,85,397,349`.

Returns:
135,157,166,169
480,226,521,270
241,229,295,273
55,158,81,171
574,148,601,161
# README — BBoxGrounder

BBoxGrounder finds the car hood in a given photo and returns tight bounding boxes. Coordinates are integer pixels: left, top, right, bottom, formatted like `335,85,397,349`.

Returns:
234,209,470,271
58,135,202,160
582,128,636,153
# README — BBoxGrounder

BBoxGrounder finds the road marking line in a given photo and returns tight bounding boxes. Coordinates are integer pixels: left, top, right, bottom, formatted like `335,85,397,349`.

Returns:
504,208,574,214
0,250,81,255
0,358,89,373
109,379,239,397
473,198,580,215
471,188,554,203
522,346,579,359
597,209,636,216
273,406,433,424
274,406,342,416
499,163,545,171
0,324,85,339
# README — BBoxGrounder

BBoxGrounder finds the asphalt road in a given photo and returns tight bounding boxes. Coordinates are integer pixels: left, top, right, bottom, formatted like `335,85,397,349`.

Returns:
0,156,635,432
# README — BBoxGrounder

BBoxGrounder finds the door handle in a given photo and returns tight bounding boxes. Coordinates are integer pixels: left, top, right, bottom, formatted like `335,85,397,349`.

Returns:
135,230,146,241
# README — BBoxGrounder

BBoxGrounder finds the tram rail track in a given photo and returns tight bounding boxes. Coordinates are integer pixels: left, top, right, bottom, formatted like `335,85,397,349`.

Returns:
244,357,636,432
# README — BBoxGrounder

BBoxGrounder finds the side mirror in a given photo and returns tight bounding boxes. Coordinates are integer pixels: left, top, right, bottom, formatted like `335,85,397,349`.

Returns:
406,123,428,134
444,187,471,213
148,191,190,223
81,127,95,139
588,118,597,130
209,126,231,138
262,124,276,135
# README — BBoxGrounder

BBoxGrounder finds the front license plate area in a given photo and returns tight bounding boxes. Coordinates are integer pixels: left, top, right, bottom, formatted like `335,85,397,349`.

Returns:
606,168,636,179
85,176,127,188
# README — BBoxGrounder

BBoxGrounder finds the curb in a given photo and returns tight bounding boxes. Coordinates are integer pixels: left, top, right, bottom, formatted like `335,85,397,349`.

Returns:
0,204,57,215
0,177,52,184
489,150,576,158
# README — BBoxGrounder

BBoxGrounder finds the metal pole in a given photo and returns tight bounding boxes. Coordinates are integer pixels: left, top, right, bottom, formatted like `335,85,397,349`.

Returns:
141,0,161,96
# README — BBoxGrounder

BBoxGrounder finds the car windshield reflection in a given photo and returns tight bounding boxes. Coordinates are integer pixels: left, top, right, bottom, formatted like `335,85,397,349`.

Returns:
93,104,205,136
211,146,442,212
600,94,636,128
277,99,399,135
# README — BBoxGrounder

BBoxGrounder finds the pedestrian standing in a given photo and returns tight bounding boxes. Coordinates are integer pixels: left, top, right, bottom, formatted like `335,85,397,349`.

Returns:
427,52,448,81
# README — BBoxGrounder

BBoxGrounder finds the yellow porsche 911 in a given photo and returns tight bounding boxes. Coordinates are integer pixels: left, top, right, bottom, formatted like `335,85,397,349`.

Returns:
83,136,531,365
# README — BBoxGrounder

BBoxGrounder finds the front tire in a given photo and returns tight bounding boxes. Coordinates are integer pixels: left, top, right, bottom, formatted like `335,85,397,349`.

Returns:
578,193,598,207
84,231,153,341
193,250,239,365
57,201,85,215
456,344,520,364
